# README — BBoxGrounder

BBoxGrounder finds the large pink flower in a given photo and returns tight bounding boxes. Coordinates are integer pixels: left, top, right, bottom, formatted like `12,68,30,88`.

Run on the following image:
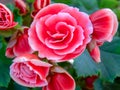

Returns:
0,3,17,30
6,27,33,58
28,3,93,62
42,66,75,90
10,54,52,87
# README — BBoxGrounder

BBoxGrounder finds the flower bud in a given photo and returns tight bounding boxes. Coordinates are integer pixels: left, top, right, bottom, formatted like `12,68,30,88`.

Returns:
0,3,17,30
87,39,101,63
42,66,75,90
31,0,50,17
14,0,28,15
6,27,33,58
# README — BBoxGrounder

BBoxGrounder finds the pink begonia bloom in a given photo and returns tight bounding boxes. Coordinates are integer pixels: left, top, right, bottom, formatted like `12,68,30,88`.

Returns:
88,9,118,62
10,54,52,87
0,3,17,30
31,0,50,17
6,27,33,58
90,8,118,42
42,66,75,90
14,0,28,15
28,3,93,62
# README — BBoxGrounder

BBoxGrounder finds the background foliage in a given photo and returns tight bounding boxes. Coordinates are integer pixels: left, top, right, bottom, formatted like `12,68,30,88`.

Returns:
0,0,120,90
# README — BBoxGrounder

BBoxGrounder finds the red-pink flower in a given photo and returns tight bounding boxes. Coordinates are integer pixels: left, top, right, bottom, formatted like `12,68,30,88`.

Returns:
0,3,17,30
42,66,75,90
88,9,118,62
10,54,52,87
6,27,33,58
28,3,93,62
90,8,118,42
31,0,50,17
14,0,28,15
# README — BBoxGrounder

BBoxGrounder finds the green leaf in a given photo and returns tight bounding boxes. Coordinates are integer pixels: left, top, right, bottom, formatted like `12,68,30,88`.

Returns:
77,0,98,10
98,38,120,82
100,37,120,54
26,0,34,3
117,23,120,36
9,80,28,90
0,37,12,87
0,80,28,90
75,85,82,90
52,0,72,5
0,28,17,37
94,78,120,90
98,51,120,82
32,87,42,90
94,79,104,90
113,8,120,21
13,9,23,26
13,83,28,90
71,0,99,14
73,50,99,77
99,0,118,9
73,42,120,82
0,87,6,90
6,4,15,12
103,82,120,90
53,0,99,14
22,13,33,27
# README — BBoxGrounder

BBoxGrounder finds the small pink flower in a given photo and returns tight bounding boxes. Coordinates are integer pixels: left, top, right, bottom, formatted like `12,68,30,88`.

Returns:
42,66,75,90
28,3,93,62
14,0,28,15
90,8,118,42
88,9,118,62
6,27,33,58
10,54,52,87
0,3,17,30
31,0,50,17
